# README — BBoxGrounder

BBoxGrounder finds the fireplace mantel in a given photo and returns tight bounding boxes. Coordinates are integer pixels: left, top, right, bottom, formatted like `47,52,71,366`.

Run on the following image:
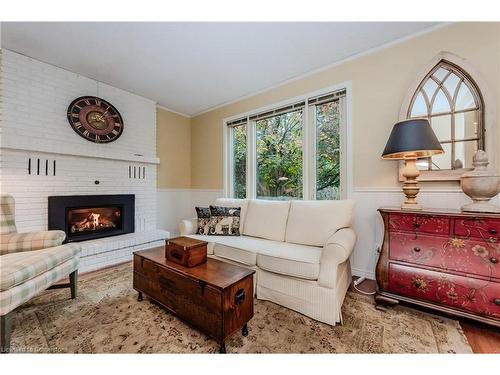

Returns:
1,144,160,165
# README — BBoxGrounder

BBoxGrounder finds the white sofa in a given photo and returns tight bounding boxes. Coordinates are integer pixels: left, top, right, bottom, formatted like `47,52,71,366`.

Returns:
179,198,356,326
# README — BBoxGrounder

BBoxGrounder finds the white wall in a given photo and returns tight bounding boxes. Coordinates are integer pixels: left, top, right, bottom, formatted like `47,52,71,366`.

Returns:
0,49,158,235
156,188,223,236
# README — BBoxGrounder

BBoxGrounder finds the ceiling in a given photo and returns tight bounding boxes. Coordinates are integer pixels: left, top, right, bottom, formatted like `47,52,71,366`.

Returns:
2,22,440,116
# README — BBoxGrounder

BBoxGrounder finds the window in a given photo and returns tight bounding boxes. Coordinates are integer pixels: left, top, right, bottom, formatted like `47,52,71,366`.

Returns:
226,88,346,200
407,60,484,171
311,97,342,200
228,118,247,199
255,107,304,199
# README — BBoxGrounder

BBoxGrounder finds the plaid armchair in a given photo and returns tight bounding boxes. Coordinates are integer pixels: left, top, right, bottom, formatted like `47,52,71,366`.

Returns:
0,194,66,255
1,194,80,353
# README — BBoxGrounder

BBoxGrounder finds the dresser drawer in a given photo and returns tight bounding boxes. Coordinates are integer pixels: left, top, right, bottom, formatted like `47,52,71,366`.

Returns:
390,232,500,279
454,217,500,241
388,213,450,235
388,263,500,318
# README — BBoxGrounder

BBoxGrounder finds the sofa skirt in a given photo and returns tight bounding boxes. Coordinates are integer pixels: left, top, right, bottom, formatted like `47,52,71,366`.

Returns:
256,259,352,326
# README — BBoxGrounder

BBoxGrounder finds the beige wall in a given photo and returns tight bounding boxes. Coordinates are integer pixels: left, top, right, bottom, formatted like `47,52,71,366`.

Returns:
157,107,191,189
190,22,500,190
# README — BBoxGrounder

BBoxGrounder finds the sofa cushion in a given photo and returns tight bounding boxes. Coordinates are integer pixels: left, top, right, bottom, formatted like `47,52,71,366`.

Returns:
213,198,249,232
0,243,81,291
243,200,291,241
285,200,355,247
214,242,257,266
256,243,321,280
188,235,321,279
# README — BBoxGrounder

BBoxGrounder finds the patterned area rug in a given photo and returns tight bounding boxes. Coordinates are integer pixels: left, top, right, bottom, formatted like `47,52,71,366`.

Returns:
10,262,472,353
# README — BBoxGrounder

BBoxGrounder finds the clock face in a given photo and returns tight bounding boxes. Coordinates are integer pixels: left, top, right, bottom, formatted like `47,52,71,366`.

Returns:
67,96,124,143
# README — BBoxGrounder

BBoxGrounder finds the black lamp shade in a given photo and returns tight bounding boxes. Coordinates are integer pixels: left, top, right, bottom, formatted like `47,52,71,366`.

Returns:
381,119,444,159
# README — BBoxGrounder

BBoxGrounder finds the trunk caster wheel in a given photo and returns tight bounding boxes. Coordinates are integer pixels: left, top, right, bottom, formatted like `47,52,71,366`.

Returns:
219,343,226,353
137,292,143,302
242,323,248,337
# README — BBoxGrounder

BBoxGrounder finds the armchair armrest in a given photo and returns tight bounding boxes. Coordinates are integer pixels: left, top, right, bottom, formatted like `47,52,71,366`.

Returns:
179,218,198,236
318,228,356,289
0,230,66,255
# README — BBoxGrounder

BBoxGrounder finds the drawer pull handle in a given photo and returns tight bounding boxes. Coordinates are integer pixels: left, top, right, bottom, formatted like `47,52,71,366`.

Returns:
489,229,498,235
413,247,421,252
493,298,500,306
235,288,246,305
490,257,499,264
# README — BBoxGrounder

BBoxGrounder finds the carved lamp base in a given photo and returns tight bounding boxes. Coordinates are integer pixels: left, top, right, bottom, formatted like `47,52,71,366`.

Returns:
401,156,422,211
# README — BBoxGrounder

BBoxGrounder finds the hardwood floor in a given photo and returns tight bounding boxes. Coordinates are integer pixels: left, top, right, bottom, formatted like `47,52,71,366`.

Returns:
460,320,500,353
351,277,500,353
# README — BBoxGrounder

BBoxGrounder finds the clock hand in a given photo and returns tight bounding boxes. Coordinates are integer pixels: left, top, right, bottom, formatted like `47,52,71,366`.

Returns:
95,109,110,122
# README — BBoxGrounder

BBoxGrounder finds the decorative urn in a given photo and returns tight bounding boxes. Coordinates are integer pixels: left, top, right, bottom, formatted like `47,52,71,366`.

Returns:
460,150,500,213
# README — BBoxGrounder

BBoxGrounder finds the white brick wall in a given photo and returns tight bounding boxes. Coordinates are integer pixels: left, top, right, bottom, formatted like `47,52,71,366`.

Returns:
0,149,157,233
0,49,157,161
0,49,165,272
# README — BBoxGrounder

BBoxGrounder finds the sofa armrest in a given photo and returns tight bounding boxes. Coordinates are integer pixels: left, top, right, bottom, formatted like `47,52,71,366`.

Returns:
0,230,66,255
318,228,356,289
179,218,198,236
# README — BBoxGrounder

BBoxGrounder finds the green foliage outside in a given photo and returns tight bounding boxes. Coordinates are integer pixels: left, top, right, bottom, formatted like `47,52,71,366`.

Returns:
232,101,341,200
316,101,341,200
232,125,247,199
256,111,303,199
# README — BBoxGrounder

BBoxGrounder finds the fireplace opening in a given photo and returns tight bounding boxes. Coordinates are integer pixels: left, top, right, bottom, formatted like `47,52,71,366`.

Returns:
48,194,134,242
67,206,123,237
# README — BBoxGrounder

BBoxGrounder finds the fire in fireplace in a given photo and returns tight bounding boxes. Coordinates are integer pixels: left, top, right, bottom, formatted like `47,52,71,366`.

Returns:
68,206,123,236
48,194,134,242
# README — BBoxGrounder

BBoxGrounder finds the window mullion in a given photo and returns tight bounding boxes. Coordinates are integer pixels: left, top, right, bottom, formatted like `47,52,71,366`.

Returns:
228,126,234,197
308,103,317,200
303,105,310,200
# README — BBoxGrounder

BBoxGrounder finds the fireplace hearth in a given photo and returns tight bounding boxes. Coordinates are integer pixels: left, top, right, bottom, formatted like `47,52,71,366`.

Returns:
48,194,134,242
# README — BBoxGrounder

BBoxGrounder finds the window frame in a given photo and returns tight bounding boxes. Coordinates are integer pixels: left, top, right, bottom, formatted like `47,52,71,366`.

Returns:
399,52,495,182
223,83,352,200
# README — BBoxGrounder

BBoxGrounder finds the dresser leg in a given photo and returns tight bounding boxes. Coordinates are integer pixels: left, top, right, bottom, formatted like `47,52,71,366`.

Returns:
219,342,226,354
375,294,398,311
137,292,143,302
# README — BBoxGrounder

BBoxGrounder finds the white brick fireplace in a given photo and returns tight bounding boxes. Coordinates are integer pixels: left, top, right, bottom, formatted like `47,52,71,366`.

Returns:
0,49,168,272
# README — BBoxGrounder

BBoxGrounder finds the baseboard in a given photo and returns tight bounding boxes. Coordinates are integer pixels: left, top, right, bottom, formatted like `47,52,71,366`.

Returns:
351,267,375,280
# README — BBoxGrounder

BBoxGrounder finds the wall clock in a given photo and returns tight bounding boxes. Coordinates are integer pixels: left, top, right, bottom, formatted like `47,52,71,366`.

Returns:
67,96,124,143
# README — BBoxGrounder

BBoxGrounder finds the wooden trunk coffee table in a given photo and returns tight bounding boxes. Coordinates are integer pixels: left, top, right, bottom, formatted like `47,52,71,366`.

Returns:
133,246,255,353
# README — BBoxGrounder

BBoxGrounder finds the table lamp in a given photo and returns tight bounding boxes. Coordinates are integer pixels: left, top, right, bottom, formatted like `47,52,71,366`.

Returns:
382,119,443,210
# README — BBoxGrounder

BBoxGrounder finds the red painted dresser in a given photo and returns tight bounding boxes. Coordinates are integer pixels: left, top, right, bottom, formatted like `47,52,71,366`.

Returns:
376,207,500,327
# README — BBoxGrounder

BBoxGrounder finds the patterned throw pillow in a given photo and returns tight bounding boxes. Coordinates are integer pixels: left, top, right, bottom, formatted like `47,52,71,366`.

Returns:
208,206,241,236
195,207,211,235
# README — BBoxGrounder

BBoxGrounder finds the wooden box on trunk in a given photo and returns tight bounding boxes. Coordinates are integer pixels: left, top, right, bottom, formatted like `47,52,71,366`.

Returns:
165,236,207,267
